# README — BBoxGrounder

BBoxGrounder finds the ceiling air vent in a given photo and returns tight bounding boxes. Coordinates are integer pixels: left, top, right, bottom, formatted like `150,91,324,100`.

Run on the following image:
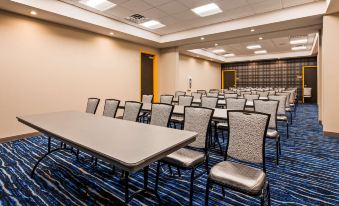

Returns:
125,14,149,24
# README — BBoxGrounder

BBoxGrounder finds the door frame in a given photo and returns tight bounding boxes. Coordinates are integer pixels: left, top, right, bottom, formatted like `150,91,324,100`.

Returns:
302,66,318,103
140,50,158,102
222,70,237,89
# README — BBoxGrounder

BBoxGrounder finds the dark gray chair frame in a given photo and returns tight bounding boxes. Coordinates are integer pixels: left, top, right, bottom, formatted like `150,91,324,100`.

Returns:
123,101,143,122
205,111,271,206
160,94,174,105
103,98,120,118
149,103,174,128
155,106,214,206
86,98,100,114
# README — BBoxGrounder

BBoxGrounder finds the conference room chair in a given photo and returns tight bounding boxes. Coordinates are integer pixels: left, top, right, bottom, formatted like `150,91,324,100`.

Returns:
224,93,238,99
284,90,297,116
150,103,174,127
197,89,207,95
244,94,260,101
118,101,143,122
209,89,220,93
139,95,153,122
303,87,312,102
170,95,193,129
191,92,202,100
160,95,174,105
240,91,251,97
85,98,100,114
251,91,258,94
205,111,271,206
276,92,292,124
254,100,281,165
175,91,186,98
257,91,269,98
201,96,218,108
268,90,276,96
207,92,218,97
155,106,214,206
102,99,120,118
215,98,247,149
269,95,289,138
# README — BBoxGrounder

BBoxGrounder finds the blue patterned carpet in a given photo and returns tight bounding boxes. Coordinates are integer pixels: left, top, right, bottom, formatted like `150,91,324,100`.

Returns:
0,104,338,205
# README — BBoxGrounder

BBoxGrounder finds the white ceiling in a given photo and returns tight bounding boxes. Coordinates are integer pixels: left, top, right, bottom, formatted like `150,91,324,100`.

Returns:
60,0,323,35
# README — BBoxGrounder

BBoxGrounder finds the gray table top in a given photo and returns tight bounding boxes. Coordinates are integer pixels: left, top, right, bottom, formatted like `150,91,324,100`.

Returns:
17,111,197,173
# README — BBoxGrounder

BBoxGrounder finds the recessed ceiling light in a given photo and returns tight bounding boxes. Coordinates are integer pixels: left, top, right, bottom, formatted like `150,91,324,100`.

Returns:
223,53,235,57
215,43,218,46
79,0,116,11
292,45,307,51
140,20,165,29
259,37,263,40
290,38,308,45
191,3,222,17
254,50,267,54
247,45,262,49
30,10,37,15
200,37,205,40
212,49,225,54
109,32,114,35
250,29,255,32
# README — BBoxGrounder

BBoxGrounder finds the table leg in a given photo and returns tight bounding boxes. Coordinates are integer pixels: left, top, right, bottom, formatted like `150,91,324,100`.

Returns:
124,171,129,204
47,136,51,153
143,166,149,190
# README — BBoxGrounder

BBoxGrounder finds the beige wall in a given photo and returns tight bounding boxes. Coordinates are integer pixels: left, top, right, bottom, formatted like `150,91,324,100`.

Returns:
177,54,221,92
158,48,178,95
321,13,339,135
0,11,158,138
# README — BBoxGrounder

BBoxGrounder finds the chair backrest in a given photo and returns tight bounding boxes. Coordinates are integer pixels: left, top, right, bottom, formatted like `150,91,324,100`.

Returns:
224,93,238,99
209,89,219,93
251,91,257,95
304,88,312,96
86,98,100,114
240,91,251,97
123,101,143,121
184,106,214,149
276,92,290,108
268,95,286,115
160,95,174,104
257,91,269,98
175,91,186,98
244,94,260,101
201,96,218,108
178,95,193,106
103,99,120,118
142,95,153,103
226,98,246,110
226,111,270,166
191,92,202,99
197,90,207,95
283,91,295,104
207,92,218,97
254,100,278,129
150,103,174,127
268,91,276,96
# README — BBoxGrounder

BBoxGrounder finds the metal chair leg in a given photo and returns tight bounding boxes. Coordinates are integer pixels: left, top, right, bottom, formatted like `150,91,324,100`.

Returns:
189,168,196,206
276,139,279,165
155,162,161,193
205,178,210,206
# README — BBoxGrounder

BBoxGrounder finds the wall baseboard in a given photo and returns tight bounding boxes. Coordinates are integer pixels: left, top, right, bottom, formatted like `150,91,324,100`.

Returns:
0,132,41,144
324,131,339,138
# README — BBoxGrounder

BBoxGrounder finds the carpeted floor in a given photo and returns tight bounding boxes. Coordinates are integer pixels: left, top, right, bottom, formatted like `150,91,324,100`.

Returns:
0,104,338,205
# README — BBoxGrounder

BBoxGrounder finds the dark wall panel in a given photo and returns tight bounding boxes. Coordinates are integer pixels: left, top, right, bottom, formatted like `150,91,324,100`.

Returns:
221,57,317,98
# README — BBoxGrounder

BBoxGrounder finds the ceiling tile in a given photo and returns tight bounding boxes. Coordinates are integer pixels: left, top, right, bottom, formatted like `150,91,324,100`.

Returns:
140,8,168,19
216,0,249,10
176,0,213,8
249,0,283,14
104,6,133,18
157,1,189,15
282,0,315,8
173,10,198,21
120,0,153,13
143,0,171,7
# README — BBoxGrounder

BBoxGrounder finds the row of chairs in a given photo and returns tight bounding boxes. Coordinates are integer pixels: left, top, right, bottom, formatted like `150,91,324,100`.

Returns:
84,97,272,205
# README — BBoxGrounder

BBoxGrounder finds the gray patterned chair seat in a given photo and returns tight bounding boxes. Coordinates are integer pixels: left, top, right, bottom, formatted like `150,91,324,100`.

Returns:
285,108,291,112
209,161,266,195
170,115,184,123
267,129,279,138
277,115,288,121
163,148,205,168
216,122,228,129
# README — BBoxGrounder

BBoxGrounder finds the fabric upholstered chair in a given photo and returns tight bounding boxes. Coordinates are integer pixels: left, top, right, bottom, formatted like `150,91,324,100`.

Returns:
276,92,292,124
258,91,269,98
224,93,237,99
139,95,153,122
201,96,218,108
85,98,100,114
155,106,214,206
240,91,251,97
244,94,260,101
142,94,153,103
103,99,120,118
197,90,207,95
175,91,186,98
191,92,202,100
160,95,174,104
122,101,143,122
268,90,276,96
170,95,193,128
269,95,289,138
254,100,281,165
150,103,174,127
207,92,218,97
205,111,271,206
